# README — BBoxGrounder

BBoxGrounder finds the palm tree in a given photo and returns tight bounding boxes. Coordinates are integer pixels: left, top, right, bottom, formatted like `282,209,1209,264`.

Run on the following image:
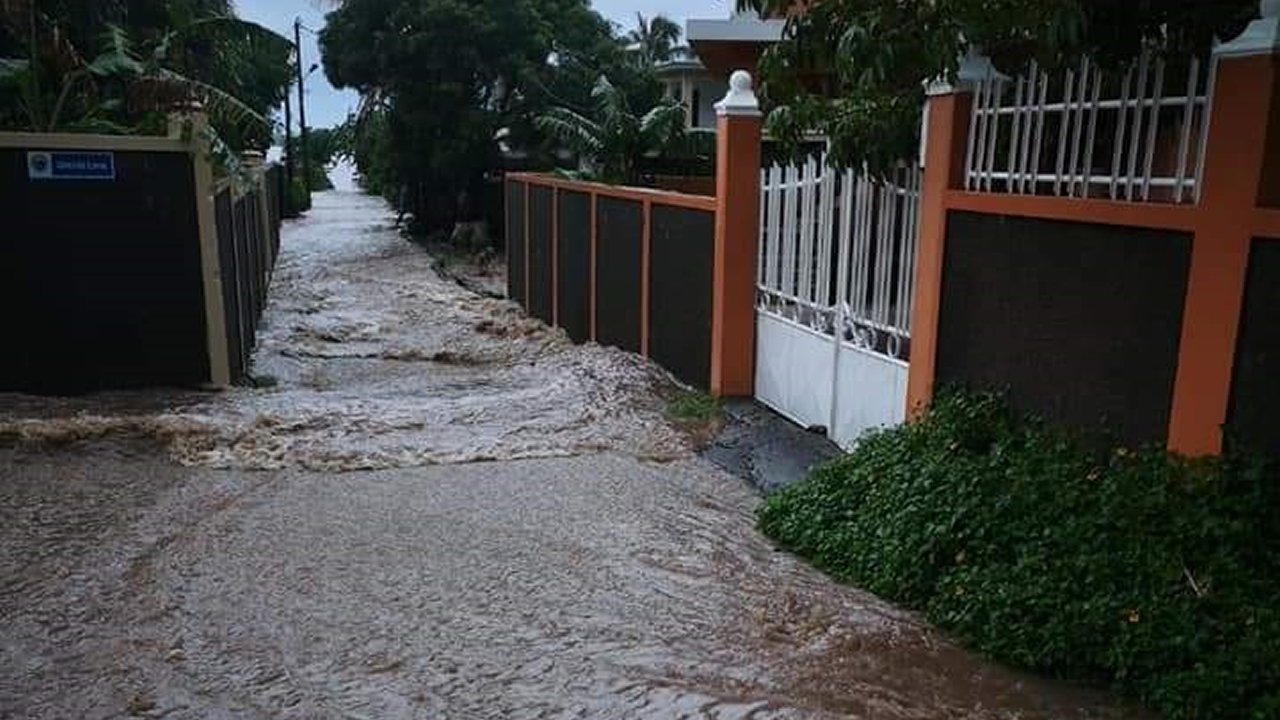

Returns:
0,0,290,143
535,74,687,185
626,13,682,66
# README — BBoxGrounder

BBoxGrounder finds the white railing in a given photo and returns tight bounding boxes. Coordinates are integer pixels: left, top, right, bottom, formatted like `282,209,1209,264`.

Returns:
964,50,1215,204
758,157,922,360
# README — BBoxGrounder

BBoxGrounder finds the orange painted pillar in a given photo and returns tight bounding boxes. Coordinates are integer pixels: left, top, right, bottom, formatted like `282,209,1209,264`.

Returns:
710,71,764,397
905,80,973,418
1167,10,1280,456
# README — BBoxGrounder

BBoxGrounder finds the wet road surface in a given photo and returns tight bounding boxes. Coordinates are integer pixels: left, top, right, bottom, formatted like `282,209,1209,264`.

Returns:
0,192,1145,719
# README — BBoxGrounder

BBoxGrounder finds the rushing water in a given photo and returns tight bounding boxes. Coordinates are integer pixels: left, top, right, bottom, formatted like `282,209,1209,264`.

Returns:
0,191,688,471
0,191,1146,720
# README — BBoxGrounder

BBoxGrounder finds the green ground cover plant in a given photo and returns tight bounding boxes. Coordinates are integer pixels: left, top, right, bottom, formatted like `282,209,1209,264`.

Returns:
759,391,1280,720
666,390,721,424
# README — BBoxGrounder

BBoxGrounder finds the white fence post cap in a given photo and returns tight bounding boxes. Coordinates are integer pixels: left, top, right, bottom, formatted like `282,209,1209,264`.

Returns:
716,71,762,117
1215,0,1280,56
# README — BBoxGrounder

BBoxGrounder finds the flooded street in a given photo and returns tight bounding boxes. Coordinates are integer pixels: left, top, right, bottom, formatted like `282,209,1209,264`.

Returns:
1,192,1142,719
0,191,684,471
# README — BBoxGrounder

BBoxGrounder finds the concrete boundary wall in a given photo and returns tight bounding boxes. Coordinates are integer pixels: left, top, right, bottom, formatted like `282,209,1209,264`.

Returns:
0,116,282,392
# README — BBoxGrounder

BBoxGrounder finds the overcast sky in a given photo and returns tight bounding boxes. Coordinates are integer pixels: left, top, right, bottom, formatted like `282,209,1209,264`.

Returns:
236,0,731,129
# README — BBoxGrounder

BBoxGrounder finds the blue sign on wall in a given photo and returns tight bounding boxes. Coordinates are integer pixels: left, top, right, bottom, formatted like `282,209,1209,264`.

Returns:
27,151,116,181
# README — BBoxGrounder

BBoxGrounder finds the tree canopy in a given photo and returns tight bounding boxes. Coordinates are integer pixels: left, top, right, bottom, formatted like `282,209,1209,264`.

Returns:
626,13,683,67
536,75,687,185
320,0,657,232
0,0,292,150
739,0,1260,167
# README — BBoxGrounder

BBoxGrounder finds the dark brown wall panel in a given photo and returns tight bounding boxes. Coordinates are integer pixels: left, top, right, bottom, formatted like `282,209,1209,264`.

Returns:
595,197,643,354
0,148,209,393
556,191,591,343
649,206,714,388
215,190,245,383
937,212,1191,446
1228,238,1280,455
506,180,526,308
527,186,554,324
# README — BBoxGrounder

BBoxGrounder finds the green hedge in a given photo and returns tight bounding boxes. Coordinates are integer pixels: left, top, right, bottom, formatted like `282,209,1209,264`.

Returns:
758,391,1280,720
286,177,312,217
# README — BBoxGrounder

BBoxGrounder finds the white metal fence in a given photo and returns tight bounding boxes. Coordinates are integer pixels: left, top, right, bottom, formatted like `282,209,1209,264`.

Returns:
965,50,1215,204
758,158,921,359
755,157,922,447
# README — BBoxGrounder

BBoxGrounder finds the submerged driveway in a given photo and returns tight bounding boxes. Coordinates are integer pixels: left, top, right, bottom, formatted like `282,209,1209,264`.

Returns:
0,192,1141,719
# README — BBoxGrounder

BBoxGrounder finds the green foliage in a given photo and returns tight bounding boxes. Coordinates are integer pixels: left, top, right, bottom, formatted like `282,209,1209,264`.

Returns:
758,391,1280,720
626,14,682,67
666,391,721,423
320,0,660,231
284,126,342,191
321,0,552,229
739,0,1258,168
286,175,312,216
535,75,687,185
340,104,396,197
0,0,291,151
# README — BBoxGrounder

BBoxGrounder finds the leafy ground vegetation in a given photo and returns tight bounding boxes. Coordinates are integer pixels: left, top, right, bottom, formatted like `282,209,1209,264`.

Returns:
759,391,1280,720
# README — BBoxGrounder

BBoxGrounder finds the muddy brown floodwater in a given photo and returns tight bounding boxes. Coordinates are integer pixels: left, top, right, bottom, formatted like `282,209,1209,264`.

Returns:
0,191,1146,720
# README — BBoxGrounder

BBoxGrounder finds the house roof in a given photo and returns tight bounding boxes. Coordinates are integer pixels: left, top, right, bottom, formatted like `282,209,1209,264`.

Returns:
655,51,709,78
687,11,786,44
685,10,786,78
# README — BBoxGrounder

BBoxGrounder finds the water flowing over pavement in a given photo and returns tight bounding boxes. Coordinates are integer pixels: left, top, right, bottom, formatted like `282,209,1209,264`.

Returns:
0,192,1146,719
0,192,685,471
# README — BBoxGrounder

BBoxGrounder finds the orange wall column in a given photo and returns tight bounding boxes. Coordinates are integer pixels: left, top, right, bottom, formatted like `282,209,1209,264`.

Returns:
710,71,764,397
905,81,973,417
1167,15,1280,456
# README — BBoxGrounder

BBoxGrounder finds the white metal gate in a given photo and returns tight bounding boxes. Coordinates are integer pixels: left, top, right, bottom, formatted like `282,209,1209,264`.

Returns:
755,157,922,449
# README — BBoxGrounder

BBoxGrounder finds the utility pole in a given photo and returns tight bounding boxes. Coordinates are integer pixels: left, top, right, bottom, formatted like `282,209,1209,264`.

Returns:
283,81,294,209
294,18,312,198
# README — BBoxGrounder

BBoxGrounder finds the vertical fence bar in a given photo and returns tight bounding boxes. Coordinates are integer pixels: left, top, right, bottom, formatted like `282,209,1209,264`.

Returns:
782,164,799,299
1125,51,1152,200
982,78,1004,191
1193,56,1220,204
1110,65,1134,199
1017,62,1038,193
767,165,783,293
1081,65,1103,198
853,170,872,320
1066,58,1089,197
895,171,913,332
1141,58,1167,201
828,168,854,434
1029,68,1049,194
817,160,837,310
876,180,895,327
965,77,985,191
1006,74,1025,193
798,157,816,303
758,169,768,287
837,168,855,315
1174,57,1201,204
1054,67,1075,195
905,167,922,329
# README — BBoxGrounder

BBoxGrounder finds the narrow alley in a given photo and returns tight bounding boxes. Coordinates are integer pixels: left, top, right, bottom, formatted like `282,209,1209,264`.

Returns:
0,191,1142,720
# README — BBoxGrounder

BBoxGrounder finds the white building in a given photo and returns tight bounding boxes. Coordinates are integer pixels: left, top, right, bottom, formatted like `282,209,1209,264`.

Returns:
660,10,786,129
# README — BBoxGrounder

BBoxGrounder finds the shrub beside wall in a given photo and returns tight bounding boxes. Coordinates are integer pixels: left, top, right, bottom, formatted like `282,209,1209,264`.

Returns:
759,392,1280,720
